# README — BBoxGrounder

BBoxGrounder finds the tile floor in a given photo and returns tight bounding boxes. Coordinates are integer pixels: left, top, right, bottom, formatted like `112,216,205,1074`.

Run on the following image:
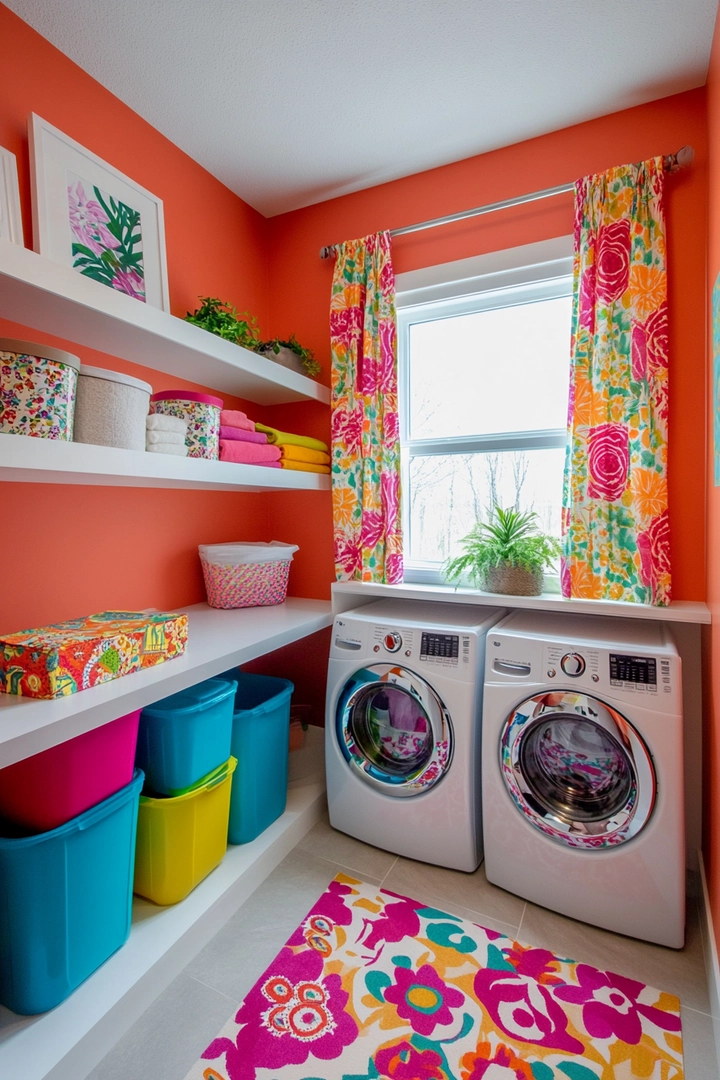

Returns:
88,815,719,1079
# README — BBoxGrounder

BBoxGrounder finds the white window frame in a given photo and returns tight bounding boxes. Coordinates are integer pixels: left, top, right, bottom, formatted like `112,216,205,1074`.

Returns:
395,236,573,586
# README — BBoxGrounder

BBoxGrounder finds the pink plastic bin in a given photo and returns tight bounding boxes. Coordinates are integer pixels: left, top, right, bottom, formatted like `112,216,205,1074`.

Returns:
0,710,141,832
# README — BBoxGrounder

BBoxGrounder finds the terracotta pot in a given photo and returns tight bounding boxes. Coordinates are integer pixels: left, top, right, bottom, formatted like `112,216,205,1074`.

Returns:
483,564,543,596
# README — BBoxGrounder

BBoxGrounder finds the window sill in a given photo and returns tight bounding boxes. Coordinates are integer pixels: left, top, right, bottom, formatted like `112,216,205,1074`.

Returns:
331,580,710,624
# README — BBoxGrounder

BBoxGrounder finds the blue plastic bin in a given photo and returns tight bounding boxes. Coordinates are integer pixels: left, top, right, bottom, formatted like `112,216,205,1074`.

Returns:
0,768,143,1015
221,672,294,844
136,678,236,795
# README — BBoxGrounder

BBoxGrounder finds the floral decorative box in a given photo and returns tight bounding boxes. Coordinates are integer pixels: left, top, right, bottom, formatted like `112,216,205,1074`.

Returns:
0,611,188,699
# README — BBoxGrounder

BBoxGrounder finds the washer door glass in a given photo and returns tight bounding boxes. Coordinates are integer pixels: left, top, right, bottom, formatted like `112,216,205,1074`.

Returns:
337,665,452,797
501,691,656,848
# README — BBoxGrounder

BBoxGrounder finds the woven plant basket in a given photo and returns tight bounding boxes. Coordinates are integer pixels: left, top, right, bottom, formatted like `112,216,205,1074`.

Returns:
484,564,543,596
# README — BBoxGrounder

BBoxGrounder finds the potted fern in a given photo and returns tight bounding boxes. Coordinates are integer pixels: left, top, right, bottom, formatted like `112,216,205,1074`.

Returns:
443,507,562,596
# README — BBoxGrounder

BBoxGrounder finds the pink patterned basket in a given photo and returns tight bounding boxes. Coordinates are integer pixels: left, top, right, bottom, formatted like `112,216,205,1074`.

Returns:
201,558,292,609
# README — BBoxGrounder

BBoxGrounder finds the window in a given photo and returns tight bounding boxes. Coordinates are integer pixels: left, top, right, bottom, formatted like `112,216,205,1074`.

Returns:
396,238,573,585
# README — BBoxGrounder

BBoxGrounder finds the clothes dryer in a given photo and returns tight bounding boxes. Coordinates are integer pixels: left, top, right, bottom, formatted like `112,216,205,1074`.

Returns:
482,610,684,947
326,600,505,872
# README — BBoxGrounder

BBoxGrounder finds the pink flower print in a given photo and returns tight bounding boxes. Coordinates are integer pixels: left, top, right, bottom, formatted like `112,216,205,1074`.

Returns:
460,1040,534,1079
360,896,421,954
111,267,146,301
637,509,671,597
287,879,354,948
379,320,398,392
379,258,396,297
361,509,385,551
386,551,404,584
67,180,119,257
374,1040,445,1080
330,306,364,350
578,257,597,332
335,535,361,578
595,219,631,304
644,302,669,375
383,408,400,445
202,946,357,1080
331,404,363,452
473,967,584,1054
631,322,648,383
381,470,401,534
587,423,629,502
384,962,464,1037
555,964,681,1045
504,944,563,986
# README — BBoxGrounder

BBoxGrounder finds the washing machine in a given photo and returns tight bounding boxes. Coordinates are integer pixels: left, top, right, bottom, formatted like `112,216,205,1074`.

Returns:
482,610,684,947
326,600,505,872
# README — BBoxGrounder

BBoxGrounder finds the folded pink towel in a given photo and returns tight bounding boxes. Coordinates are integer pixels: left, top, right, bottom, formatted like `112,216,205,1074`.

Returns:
219,440,282,465
219,425,268,444
255,461,282,468
220,410,255,431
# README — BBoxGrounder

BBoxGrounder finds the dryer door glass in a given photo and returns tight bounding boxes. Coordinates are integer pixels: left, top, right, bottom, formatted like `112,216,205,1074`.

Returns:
337,665,453,797
500,691,656,849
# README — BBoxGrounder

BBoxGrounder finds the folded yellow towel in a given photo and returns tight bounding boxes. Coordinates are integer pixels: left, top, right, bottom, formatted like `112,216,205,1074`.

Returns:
280,445,331,466
280,460,331,474
255,423,328,453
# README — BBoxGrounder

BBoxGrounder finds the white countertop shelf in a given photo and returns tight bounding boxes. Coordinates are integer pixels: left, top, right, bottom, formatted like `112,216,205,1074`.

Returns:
0,239,330,406
0,432,331,491
0,599,333,767
331,580,711,624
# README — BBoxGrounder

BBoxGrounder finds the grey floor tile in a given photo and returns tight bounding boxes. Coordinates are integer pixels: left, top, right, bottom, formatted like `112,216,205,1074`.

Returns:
297,812,398,881
382,853,526,928
681,1006,720,1079
519,892,710,1013
85,973,237,1080
185,847,367,1001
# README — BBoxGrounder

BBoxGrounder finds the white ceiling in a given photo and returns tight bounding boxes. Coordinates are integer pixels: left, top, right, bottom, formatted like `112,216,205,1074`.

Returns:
6,0,718,217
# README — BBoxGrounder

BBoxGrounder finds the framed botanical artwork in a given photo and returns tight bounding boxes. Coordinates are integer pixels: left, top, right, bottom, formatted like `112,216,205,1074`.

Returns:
28,113,170,311
0,145,24,245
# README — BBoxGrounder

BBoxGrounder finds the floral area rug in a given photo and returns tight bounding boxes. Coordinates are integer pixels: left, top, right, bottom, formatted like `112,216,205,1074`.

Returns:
184,874,684,1080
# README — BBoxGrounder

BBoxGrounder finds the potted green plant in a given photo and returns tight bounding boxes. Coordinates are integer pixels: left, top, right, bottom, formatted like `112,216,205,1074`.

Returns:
259,335,321,378
443,507,562,596
185,297,261,351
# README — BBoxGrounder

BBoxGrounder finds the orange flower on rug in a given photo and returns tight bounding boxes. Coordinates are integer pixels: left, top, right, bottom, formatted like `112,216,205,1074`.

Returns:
184,874,683,1080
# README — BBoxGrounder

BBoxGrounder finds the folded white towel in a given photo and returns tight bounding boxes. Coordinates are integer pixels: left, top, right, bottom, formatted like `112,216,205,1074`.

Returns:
146,413,188,434
146,442,188,456
146,429,185,446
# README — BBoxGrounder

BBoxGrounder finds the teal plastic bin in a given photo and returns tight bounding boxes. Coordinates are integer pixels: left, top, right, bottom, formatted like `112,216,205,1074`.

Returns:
0,768,143,1015
221,672,294,844
136,678,236,795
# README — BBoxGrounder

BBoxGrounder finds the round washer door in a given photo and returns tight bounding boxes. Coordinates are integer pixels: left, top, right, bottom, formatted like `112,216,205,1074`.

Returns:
336,664,452,797
500,691,656,848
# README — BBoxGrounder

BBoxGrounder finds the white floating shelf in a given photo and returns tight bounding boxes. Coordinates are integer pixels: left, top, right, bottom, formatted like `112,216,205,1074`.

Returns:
0,599,333,767
0,433,330,492
331,580,711,624
0,239,330,406
0,777,327,1080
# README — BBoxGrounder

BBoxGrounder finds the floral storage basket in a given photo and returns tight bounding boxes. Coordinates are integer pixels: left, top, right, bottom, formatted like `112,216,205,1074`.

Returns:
199,542,299,609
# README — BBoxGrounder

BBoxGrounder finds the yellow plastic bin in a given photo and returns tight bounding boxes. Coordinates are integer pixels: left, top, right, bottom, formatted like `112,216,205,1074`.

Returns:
133,757,236,905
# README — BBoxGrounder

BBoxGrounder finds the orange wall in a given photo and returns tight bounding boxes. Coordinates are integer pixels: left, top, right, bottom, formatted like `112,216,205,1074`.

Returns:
0,3,282,634
705,10,720,951
268,88,709,604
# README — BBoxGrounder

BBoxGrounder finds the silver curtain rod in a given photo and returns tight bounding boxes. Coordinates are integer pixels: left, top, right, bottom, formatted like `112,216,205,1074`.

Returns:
318,145,695,259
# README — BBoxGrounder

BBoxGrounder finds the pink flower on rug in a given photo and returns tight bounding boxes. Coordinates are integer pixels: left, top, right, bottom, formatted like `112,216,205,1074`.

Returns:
67,180,118,256
504,944,563,986
460,1040,534,1079
473,968,584,1054
374,1039,445,1080
384,962,464,1036
360,895,421,953
555,964,681,1045
587,423,629,502
287,879,354,948
595,219,631,304
202,946,357,1079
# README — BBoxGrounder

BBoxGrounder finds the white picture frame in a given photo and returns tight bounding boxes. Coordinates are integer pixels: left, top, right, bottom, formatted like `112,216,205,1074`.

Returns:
28,113,170,312
0,146,24,245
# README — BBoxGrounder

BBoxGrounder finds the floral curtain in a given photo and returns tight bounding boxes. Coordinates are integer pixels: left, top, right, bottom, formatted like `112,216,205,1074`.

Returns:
330,232,403,583
561,158,670,605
